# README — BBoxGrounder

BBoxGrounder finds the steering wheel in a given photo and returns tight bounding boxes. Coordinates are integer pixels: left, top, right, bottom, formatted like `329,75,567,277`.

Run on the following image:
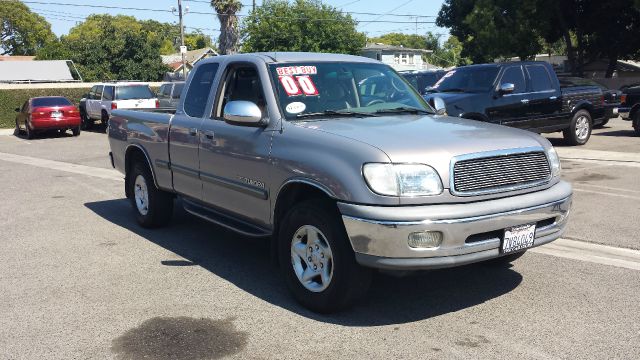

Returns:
365,99,385,107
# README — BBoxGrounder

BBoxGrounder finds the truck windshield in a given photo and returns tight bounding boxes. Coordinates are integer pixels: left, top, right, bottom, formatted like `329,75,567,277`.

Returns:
431,66,499,93
116,85,155,100
269,62,432,120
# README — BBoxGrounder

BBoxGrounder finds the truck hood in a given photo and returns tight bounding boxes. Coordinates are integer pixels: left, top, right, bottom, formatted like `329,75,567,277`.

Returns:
292,114,547,186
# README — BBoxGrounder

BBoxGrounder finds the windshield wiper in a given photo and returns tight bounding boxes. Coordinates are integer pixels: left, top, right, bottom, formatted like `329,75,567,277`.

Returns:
373,107,432,115
296,110,378,119
439,88,466,93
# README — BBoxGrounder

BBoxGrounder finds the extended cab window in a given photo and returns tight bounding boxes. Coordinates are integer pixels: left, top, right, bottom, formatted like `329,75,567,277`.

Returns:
500,66,526,94
216,66,266,118
103,86,115,101
184,63,219,117
526,65,553,92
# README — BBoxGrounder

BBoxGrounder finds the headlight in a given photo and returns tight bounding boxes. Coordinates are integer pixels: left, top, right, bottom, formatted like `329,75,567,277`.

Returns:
546,147,561,177
363,163,443,196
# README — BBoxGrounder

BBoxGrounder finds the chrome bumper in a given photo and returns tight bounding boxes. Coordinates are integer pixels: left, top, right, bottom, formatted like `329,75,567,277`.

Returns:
618,107,630,120
339,181,572,270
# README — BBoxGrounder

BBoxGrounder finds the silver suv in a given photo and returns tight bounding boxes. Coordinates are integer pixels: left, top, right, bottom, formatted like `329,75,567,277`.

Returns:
80,82,158,129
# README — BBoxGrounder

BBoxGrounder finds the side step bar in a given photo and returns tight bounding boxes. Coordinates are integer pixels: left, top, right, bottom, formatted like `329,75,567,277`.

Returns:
181,198,272,238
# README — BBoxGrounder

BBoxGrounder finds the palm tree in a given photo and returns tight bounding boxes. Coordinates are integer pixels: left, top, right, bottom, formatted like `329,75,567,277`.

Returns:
210,0,242,55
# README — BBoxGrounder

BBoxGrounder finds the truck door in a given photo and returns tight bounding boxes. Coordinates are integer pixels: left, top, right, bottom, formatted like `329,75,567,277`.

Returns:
168,62,220,199
198,62,273,227
487,65,532,129
524,64,563,130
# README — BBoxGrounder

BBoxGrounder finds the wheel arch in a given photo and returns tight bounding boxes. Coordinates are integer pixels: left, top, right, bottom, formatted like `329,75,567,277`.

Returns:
124,144,159,198
270,179,337,261
570,101,595,119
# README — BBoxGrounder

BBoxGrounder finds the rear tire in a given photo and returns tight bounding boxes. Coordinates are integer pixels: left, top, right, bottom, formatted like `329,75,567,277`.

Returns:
633,112,640,137
278,199,372,313
127,160,173,228
101,111,109,132
72,126,81,137
81,109,93,130
563,109,592,145
25,121,34,139
14,119,20,136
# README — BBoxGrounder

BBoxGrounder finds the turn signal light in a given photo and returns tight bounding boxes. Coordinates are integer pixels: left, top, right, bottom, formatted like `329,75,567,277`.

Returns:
620,94,627,104
408,231,443,249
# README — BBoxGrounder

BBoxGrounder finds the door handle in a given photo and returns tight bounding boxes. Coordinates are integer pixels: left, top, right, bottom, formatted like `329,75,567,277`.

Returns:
549,96,557,100
203,130,215,140
188,128,198,136
520,99,530,104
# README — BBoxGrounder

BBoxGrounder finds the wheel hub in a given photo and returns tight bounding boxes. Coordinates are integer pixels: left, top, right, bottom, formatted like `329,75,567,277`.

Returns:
290,225,334,292
134,175,149,216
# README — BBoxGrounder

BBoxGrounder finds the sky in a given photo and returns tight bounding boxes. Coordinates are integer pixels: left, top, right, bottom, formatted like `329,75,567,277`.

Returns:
22,0,449,44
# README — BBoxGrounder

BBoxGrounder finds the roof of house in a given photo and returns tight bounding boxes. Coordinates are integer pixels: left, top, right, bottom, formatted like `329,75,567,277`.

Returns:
363,43,432,54
161,47,218,66
0,60,76,82
0,55,36,61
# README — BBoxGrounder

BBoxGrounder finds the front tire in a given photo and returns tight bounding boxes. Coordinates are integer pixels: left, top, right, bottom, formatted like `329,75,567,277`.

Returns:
563,109,592,145
128,160,173,228
278,199,372,313
633,112,640,137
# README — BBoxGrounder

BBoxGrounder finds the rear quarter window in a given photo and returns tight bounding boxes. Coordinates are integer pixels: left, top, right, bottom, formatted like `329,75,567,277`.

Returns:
526,65,553,92
115,85,154,100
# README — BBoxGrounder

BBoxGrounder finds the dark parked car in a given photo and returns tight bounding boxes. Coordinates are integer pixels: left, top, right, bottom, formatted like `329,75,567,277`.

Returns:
400,70,446,95
559,77,621,127
424,61,608,145
619,84,640,136
15,96,81,139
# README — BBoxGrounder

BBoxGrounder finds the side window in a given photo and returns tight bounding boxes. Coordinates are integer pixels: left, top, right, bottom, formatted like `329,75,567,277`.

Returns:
103,86,115,101
158,85,168,98
172,83,184,99
216,66,266,119
526,65,553,92
94,85,104,100
183,63,219,118
500,66,526,94
88,86,97,100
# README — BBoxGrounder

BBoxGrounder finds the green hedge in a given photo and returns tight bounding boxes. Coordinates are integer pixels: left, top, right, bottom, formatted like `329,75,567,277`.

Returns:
0,88,89,129
0,86,160,129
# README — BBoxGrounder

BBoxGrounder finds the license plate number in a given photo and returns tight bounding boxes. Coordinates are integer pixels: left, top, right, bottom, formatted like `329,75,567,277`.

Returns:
502,224,536,254
51,111,62,117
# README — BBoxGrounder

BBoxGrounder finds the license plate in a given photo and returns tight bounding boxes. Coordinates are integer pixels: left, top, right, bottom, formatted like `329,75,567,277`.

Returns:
51,111,62,117
502,223,536,254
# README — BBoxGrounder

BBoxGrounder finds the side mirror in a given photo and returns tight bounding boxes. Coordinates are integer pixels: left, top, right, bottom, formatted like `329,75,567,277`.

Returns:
432,97,447,116
223,100,263,126
15,107,20,112
499,83,515,95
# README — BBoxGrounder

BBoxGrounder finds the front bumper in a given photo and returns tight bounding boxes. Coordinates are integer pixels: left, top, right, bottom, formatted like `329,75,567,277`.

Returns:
618,107,630,120
339,181,572,270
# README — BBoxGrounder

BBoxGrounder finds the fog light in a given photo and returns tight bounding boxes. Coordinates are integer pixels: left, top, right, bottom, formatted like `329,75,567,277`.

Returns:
408,231,443,249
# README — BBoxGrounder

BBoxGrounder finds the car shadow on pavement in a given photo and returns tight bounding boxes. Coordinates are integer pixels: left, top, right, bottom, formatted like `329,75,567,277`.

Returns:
85,198,523,326
592,129,637,137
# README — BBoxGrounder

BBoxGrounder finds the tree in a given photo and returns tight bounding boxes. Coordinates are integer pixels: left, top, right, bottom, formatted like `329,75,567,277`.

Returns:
429,35,471,67
0,1,55,55
37,15,168,81
211,0,242,54
367,33,437,51
242,0,365,54
438,0,545,63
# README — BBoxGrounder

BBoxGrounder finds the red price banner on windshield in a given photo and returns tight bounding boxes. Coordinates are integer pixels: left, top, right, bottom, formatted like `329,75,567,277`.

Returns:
279,75,319,97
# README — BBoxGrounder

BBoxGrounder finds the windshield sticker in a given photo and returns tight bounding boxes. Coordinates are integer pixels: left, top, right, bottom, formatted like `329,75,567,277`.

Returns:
276,66,317,76
285,101,306,114
279,75,319,96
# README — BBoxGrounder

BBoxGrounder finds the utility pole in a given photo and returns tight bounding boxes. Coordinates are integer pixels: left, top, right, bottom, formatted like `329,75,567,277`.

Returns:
172,1,189,81
253,0,256,12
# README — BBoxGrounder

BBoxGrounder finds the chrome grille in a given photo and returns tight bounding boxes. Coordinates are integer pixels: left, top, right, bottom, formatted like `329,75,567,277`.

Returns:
452,150,551,195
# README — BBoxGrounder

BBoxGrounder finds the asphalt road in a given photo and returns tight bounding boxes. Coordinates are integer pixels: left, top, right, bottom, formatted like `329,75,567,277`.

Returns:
0,119,638,359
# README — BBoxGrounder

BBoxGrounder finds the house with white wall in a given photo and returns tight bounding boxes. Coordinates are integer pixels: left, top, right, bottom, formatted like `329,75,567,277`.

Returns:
361,43,436,71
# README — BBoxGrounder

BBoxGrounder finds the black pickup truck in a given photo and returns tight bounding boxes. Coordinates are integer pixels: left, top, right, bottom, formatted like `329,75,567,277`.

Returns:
619,84,640,136
424,61,607,145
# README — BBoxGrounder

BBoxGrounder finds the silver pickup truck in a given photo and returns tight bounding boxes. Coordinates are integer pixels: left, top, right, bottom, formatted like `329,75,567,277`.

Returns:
108,52,572,313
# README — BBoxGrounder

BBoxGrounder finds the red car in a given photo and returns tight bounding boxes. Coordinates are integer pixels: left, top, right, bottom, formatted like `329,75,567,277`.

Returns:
15,96,81,139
